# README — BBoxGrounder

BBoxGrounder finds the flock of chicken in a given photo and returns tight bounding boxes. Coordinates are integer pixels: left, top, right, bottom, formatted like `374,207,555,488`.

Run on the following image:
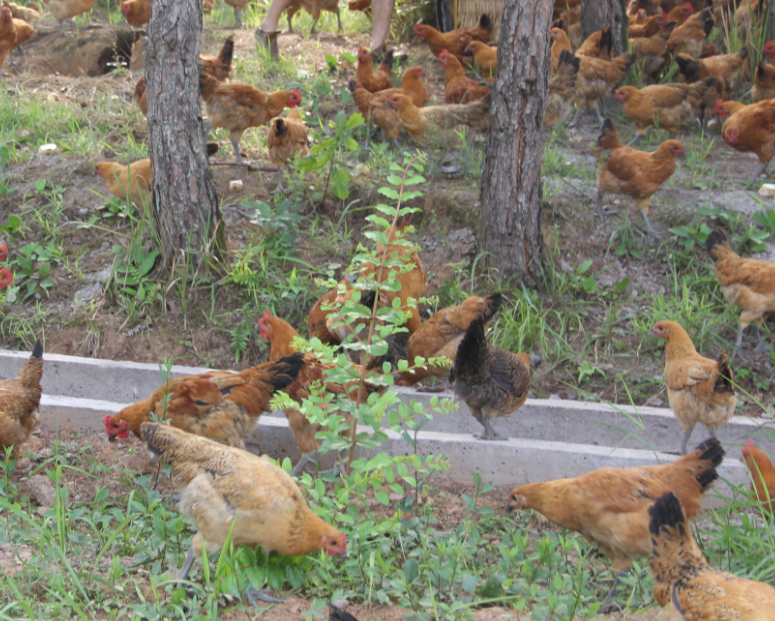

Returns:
1,213,775,614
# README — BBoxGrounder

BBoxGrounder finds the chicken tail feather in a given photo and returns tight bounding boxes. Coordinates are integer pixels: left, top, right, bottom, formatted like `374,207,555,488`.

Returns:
451,315,489,384
704,229,737,262
219,35,234,73
31,339,43,359
595,118,622,156
481,292,503,322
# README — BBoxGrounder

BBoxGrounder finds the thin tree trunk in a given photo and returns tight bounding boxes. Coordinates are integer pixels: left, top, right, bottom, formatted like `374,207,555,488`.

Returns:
477,0,552,286
146,0,223,269
581,0,628,54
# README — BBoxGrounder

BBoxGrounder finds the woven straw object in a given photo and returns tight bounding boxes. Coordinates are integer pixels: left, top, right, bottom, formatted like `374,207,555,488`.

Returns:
455,0,504,38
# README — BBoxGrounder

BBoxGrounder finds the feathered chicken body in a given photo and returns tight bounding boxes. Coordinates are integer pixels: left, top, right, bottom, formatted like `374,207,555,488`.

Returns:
439,49,490,104
95,159,153,207
200,36,234,81
0,340,43,460
721,97,775,184
200,70,302,165
103,354,305,447
742,440,775,515
544,49,580,127
383,92,491,148
397,292,503,386
705,229,775,355
142,422,347,600
648,491,775,618
268,108,309,192
652,320,736,454
450,311,530,440
512,438,724,612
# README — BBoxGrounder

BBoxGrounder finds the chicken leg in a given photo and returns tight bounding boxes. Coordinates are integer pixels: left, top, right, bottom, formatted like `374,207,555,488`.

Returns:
626,133,643,147
596,189,618,222
679,427,693,455
640,210,662,240
599,570,628,614
246,586,283,605
748,159,771,186
754,325,772,353
176,548,197,582
234,9,243,27
231,138,244,165
273,166,286,194
473,408,507,441
290,450,316,476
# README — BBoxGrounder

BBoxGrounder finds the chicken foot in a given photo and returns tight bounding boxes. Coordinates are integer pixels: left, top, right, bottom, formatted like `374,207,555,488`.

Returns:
246,586,283,605
598,570,628,614
595,189,619,222
733,324,771,360
230,139,245,165
569,102,605,128
748,158,771,186
473,408,507,441
273,167,286,194
233,9,243,28
679,427,694,455
639,210,662,240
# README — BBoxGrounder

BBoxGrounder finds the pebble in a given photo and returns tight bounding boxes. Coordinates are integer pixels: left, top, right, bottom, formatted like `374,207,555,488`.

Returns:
549,394,562,401
23,474,56,507
758,183,775,197
38,143,57,155
229,180,243,191
333,598,350,610
119,454,150,473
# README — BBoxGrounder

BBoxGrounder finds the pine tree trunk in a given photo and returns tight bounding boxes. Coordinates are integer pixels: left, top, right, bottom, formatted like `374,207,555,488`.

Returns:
146,0,223,269
580,0,628,54
477,0,552,285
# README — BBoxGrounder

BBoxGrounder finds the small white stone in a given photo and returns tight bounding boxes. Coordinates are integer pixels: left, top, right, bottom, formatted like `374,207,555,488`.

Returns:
38,143,58,155
758,183,775,197
229,180,243,191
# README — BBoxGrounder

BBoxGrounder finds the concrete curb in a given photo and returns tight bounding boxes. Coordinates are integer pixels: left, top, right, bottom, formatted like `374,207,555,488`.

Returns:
4,348,767,504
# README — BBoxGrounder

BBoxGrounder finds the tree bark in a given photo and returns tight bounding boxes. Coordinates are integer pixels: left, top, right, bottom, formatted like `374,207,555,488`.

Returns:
477,0,552,285
146,0,222,269
580,0,628,55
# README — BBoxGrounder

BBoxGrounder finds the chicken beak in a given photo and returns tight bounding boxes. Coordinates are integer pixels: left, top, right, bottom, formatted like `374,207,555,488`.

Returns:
506,503,514,513
337,551,348,559
108,434,116,443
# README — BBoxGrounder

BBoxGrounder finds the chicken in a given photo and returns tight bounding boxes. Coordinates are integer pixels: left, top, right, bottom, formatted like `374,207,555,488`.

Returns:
0,6,16,76
349,66,427,149
267,108,309,193
103,353,305,447
1,7,33,69
203,0,213,13
464,40,496,77
95,159,153,207
509,438,724,612
397,292,502,386
223,0,252,27
449,307,530,441
330,605,360,621
355,46,393,93
382,92,491,149
721,98,775,183
413,14,491,61
331,215,426,337
571,50,637,126
308,289,342,347
200,36,234,82
595,119,682,238
199,70,302,165
0,340,43,460
549,26,573,74
347,0,370,14
652,320,736,454
40,0,95,34
628,12,669,38
4,1,40,21
751,60,775,102
742,440,775,515
543,49,580,127
631,20,675,77
575,25,613,60
675,47,748,84
665,2,693,26
715,97,747,120
439,49,490,104
614,78,716,144
301,0,342,34
257,311,383,475
142,422,347,604
705,229,775,356
666,7,713,57
648,490,775,617
733,0,766,47
134,75,147,116
120,0,149,28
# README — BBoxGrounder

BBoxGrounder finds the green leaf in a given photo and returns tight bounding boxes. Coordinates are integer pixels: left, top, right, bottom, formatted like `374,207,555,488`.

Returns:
378,187,400,200
137,251,160,276
375,490,390,505
402,558,419,584
478,575,503,598
38,262,50,278
386,174,403,186
35,179,46,192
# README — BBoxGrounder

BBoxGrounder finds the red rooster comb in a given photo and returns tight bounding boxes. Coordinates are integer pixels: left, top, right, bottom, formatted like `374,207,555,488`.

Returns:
293,88,302,100
0,242,8,262
714,98,723,114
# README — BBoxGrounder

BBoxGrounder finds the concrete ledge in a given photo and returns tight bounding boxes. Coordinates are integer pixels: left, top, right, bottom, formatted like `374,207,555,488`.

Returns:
3,348,766,503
